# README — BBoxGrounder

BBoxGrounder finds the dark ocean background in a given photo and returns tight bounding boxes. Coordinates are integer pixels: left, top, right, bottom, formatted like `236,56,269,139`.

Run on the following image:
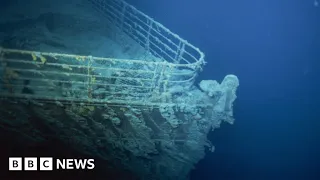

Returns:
0,0,319,179
125,0,320,179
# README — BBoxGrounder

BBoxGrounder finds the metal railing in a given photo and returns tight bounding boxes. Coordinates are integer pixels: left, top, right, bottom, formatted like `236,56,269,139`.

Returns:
0,47,209,107
88,0,205,68
0,0,207,107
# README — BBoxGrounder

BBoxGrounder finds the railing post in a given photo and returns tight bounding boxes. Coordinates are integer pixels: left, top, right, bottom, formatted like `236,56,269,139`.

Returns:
87,56,93,99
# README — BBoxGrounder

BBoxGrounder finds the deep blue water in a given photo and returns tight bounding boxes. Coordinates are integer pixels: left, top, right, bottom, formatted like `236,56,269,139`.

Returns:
127,0,320,179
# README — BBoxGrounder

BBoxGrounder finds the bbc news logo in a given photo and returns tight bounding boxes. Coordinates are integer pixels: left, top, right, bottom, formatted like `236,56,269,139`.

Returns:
9,157,95,171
